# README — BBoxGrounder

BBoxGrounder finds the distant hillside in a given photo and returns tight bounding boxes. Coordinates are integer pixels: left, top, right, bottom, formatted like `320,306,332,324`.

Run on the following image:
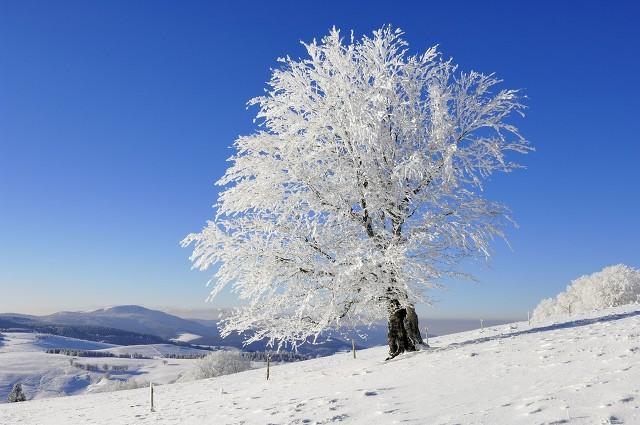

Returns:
36,305,270,350
1,306,356,355
0,332,204,403
42,305,217,342
4,304,640,424
0,315,166,346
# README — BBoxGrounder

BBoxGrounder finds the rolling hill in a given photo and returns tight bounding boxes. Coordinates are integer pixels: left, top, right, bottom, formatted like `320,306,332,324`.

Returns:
3,304,640,424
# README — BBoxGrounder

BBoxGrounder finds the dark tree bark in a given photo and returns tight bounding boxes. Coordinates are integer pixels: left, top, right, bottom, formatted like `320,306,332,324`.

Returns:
386,300,425,360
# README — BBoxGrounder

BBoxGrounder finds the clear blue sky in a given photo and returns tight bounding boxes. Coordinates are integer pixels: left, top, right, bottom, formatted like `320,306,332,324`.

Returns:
1,1,638,319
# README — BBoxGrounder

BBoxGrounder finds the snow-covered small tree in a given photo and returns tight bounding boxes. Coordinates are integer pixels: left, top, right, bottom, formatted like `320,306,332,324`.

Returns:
7,382,26,403
184,26,530,359
533,264,640,320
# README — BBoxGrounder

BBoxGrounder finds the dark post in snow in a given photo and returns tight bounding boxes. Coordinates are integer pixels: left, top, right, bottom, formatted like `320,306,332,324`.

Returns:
150,382,154,412
266,355,271,381
352,338,356,359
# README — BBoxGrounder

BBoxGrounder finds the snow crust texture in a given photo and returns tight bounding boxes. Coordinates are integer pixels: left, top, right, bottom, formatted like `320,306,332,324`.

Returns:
2,305,640,424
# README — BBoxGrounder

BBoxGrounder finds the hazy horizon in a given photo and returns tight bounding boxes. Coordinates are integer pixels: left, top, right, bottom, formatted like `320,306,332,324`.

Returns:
0,302,520,322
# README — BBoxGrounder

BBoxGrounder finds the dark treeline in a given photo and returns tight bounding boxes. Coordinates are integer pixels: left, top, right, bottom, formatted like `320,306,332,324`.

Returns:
242,351,310,362
163,352,208,359
45,348,151,359
71,362,130,372
44,347,309,362
151,351,310,362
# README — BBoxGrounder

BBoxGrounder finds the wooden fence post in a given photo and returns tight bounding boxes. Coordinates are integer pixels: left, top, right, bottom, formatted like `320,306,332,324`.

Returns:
266,355,270,380
352,339,356,359
150,382,154,412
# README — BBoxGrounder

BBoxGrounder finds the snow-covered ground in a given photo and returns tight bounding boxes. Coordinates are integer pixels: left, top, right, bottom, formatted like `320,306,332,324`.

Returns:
171,333,202,343
2,304,640,424
0,333,205,403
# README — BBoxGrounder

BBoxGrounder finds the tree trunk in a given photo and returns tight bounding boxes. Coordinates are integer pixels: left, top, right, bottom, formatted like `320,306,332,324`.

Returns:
386,300,425,360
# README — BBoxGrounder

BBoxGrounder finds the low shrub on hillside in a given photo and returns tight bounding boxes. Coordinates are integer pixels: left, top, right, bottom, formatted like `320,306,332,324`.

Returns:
179,351,252,382
92,377,149,393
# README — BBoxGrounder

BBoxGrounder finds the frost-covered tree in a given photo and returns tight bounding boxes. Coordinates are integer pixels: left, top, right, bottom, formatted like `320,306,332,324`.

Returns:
532,264,640,320
7,382,26,403
184,26,530,359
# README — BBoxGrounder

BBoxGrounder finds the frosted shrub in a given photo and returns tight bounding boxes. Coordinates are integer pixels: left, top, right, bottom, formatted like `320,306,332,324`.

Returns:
180,351,251,382
533,264,640,320
92,377,150,393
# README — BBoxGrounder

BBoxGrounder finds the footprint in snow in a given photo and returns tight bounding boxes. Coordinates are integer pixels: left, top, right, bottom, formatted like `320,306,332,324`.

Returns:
364,391,378,396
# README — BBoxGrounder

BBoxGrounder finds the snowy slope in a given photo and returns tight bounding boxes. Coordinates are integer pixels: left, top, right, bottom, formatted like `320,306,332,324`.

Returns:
171,333,202,343
0,333,205,403
2,305,640,424
1,333,116,353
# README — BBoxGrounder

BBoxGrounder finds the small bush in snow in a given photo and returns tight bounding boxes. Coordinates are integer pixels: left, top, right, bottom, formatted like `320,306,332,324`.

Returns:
532,264,640,320
93,377,150,393
7,383,27,402
180,351,251,382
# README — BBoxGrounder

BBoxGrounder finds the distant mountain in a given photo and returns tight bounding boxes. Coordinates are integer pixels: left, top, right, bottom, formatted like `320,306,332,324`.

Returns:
0,314,166,346
42,305,216,342
0,306,357,355
0,305,514,355
36,305,270,350
50,306,361,355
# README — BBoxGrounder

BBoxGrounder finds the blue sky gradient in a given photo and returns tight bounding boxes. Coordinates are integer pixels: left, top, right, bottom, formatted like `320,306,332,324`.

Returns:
1,1,639,318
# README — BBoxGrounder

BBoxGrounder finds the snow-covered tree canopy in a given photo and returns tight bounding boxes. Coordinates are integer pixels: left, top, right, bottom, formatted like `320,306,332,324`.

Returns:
183,26,530,349
532,264,640,320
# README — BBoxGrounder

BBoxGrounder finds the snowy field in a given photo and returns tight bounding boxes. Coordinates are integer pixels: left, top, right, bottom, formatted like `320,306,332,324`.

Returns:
2,305,640,424
0,333,206,402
